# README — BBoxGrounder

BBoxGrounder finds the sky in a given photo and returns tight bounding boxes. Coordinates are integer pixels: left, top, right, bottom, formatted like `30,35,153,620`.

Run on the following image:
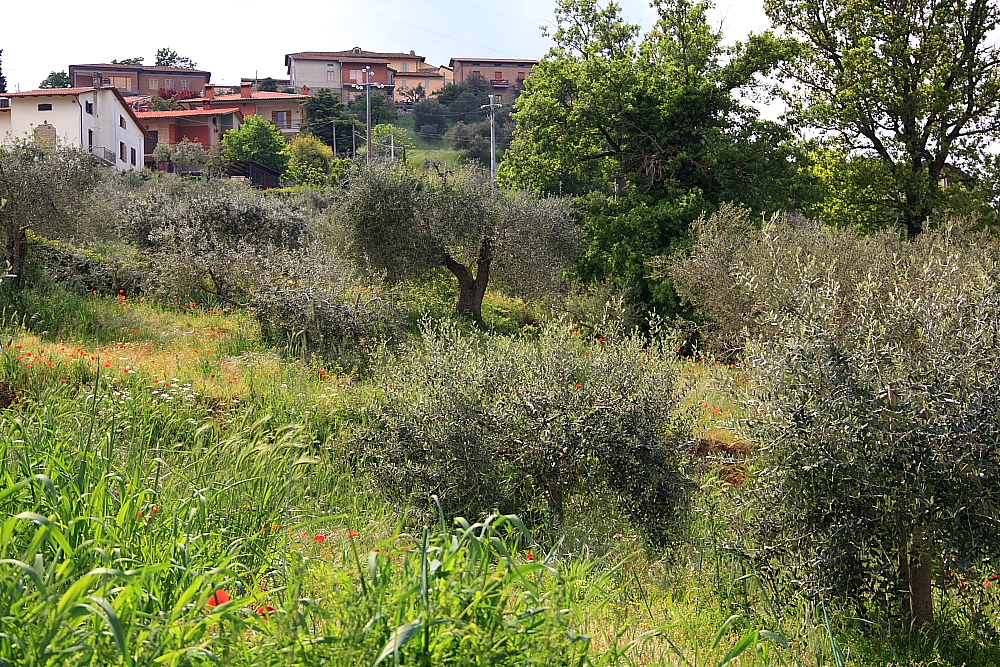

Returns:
1,0,773,91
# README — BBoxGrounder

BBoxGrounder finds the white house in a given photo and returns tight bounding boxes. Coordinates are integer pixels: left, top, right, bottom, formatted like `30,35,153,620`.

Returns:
0,87,149,171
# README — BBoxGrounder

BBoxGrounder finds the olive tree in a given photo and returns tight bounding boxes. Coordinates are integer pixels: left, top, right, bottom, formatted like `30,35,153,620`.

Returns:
342,164,578,325
735,226,1000,634
0,141,104,288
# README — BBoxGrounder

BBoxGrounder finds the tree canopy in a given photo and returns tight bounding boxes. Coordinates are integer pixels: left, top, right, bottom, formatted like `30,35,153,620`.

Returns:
499,0,802,311
222,115,289,174
0,49,7,93
342,164,578,325
766,0,1000,236
111,57,144,66
38,71,71,89
300,88,361,157
154,48,197,69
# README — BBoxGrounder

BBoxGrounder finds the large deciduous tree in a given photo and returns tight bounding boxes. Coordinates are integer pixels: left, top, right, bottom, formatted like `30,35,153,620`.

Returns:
499,0,802,311
0,49,7,93
342,164,578,325
766,0,1000,236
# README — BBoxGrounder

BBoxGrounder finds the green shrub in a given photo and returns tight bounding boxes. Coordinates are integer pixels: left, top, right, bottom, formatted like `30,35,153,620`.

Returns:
352,319,695,548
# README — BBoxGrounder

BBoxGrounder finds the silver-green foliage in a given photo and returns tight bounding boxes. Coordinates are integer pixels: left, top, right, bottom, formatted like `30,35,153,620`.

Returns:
353,319,695,547
734,224,1000,624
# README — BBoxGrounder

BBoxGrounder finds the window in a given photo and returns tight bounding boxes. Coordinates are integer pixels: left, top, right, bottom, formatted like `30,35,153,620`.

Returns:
120,142,127,162
88,129,93,149
425,80,430,88
471,70,481,77
400,79,408,89
326,71,337,82
164,79,174,89
130,147,137,166
85,100,93,114
149,78,158,90
495,71,503,80
517,71,525,80
37,103,53,111
119,115,126,129
402,62,409,72
349,70,361,82
471,62,481,66
180,80,190,90
109,76,131,89
273,110,290,128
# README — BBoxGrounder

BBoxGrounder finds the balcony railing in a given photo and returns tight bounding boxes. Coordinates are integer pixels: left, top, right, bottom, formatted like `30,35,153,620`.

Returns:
491,79,510,88
88,146,116,166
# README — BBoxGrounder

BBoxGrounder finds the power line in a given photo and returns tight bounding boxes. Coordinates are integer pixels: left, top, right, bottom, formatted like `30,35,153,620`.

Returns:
439,0,556,30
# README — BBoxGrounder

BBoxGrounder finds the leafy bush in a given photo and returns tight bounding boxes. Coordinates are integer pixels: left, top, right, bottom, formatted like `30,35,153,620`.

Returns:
732,225,1000,632
352,320,695,547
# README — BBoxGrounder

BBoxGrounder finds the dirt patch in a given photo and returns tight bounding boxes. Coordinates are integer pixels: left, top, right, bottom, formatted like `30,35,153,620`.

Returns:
0,384,18,409
695,436,753,487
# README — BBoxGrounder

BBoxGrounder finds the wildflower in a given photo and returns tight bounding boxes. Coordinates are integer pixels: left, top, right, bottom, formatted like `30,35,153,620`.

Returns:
315,535,327,542
992,574,999,580
137,511,143,520
256,605,276,619
60,379,67,383
986,582,993,589
272,524,279,531
575,383,582,388
526,553,535,561
322,374,329,380
348,531,359,538
207,590,230,607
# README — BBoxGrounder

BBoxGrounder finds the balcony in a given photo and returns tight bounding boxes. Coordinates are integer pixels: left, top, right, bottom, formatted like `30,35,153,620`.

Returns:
490,79,510,88
88,146,116,166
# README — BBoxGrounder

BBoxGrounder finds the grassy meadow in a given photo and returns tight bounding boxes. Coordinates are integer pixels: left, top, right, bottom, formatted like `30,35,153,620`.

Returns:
2,275,997,667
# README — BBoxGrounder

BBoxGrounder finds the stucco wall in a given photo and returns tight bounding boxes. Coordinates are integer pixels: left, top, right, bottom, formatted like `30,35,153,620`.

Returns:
290,59,342,92
4,91,144,171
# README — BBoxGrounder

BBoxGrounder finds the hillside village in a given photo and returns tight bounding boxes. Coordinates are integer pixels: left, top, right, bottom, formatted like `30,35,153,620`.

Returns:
0,47,537,183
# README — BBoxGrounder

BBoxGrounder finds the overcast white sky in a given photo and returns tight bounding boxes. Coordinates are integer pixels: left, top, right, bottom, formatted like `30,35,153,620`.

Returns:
1,0,772,90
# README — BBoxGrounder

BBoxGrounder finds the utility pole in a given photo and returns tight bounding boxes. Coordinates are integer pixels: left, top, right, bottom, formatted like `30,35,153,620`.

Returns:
481,94,502,191
349,66,385,165
331,118,337,159
390,126,395,161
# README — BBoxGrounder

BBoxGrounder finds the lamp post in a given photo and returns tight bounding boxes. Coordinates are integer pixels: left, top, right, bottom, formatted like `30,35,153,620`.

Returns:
350,66,385,165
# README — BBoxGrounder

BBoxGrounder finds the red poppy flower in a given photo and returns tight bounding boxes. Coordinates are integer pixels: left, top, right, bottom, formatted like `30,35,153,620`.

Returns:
257,605,276,618
207,590,230,607
315,535,327,542
348,531,359,538
526,553,535,561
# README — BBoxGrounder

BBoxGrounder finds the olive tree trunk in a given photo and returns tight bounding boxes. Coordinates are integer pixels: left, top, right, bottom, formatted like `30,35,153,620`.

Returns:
907,528,935,635
444,236,494,327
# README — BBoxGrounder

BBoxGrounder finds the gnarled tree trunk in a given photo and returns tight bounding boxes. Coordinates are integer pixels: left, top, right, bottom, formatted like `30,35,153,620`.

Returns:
444,236,494,327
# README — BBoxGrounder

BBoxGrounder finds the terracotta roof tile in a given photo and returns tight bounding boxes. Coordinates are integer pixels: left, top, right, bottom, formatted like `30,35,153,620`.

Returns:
137,108,243,119
1,87,101,97
289,50,424,60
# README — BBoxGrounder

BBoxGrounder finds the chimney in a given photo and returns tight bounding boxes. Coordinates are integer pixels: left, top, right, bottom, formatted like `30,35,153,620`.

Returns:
301,85,310,96
410,50,415,56
92,71,102,89
240,81,252,99
204,83,215,99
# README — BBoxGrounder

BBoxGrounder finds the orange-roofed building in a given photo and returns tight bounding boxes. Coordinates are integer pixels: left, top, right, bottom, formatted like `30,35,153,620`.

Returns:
178,83,309,137
135,108,244,167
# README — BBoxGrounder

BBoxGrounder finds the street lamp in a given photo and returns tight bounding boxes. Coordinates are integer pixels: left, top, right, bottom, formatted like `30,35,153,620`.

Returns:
350,66,386,165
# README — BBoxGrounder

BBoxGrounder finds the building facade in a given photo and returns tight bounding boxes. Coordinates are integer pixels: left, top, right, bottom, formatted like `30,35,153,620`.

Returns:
0,87,149,171
68,64,212,97
448,58,538,99
136,107,243,166
178,83,309,137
